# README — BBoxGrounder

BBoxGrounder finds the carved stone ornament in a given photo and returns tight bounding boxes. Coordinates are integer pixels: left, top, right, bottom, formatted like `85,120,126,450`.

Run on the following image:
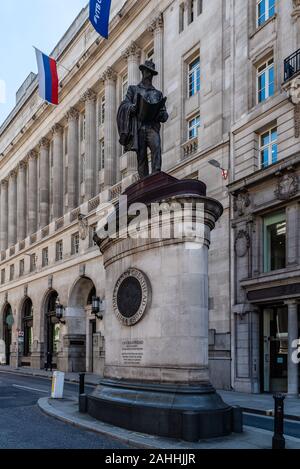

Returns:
112,268,151,327
292,0,300,20
234,230,251,258
233,191,251,216
275,173,299,200
286,77,300,105
78,214,88,240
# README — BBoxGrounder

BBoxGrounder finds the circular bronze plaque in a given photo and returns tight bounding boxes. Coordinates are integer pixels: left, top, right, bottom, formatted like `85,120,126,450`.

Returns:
113,268,151,326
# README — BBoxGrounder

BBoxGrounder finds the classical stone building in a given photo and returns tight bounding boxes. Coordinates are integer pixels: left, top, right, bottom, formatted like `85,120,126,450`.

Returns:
0,0,231,387
0,0,298,395
229,0,300,395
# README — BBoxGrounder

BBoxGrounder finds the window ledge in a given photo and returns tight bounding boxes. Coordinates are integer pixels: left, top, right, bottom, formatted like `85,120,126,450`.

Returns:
249,14,277,39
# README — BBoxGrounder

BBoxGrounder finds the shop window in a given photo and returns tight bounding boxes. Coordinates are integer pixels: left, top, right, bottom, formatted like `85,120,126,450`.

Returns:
263,212,286,272
22,298,33,357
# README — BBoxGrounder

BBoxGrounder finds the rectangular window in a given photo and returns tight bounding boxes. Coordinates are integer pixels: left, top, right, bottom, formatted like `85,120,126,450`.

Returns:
257,0,275,27
179,3,185,33
71,233,80,255
257,58,274,103
259,127,277,168
1,269,5,285
122,74,128,100
146,48,154,61
188,57,200,97
99,138,105,170
30,254,37,272
188,115,200,140
9,265,14,281
99,95,105,126
42,248,48,267
56,241,63,262
19,259,25,277
188,0,194,24
264,212,286,273
197,0,203,15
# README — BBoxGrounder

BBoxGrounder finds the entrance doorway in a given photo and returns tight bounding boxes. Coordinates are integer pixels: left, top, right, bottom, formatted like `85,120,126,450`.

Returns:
261,306,288,393
3,305,13,365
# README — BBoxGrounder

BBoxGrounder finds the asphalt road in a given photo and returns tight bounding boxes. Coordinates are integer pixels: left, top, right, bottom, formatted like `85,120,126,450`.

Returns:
0,371,132,449
244,413,300,440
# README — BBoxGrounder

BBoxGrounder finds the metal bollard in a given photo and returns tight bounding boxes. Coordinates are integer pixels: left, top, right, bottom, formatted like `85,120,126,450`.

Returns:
79,372,85,396
272,393,285,449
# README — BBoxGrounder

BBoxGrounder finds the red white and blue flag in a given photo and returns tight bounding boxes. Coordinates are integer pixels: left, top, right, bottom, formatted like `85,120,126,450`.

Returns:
35,48,59,105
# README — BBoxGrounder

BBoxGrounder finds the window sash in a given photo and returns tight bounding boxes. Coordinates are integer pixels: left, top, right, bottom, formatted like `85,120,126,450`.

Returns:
259,127,277,168
188,115,200,139
257,60,274,103
257,0,275,27
188,58,200,97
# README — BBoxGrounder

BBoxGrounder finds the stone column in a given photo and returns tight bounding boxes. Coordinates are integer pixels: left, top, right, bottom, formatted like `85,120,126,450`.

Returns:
8,170,17,247
52,124,64,219
17,161,27,242
122,44,141,175
81,90,97,201
66,107,79,210
101,68,117,188
0,179,8,251
148,14,164,90
286,300,299,397
39,138,50,228
27,150,38,235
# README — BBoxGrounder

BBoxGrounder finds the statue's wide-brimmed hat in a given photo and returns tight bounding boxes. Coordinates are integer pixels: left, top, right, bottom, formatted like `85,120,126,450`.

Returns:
139,59,158,76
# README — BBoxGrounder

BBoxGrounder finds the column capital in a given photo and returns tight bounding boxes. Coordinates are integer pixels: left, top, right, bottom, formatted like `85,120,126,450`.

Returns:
18,160,27,171
101,67,117,83
81,88,97,103
27,149,38,161
8,169,18,180
66,106,79,121
39,137,50,150
122,41,141,61
292,0,300,20
285,299,299,307
148,14,164,33
51,123,63,136
1,178,8,187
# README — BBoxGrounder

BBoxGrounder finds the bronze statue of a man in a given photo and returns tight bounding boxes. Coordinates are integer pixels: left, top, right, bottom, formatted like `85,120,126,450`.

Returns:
117,60,169,179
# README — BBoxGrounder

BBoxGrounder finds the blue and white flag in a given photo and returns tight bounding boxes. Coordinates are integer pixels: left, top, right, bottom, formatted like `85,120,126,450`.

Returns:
89,0,112,39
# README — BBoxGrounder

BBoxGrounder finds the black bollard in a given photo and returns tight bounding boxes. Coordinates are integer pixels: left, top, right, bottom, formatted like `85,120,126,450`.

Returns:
79,372,85,396
272,393,285,449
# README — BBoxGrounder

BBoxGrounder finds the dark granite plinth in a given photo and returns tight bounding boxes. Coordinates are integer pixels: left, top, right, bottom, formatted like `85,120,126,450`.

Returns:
87,379,235,442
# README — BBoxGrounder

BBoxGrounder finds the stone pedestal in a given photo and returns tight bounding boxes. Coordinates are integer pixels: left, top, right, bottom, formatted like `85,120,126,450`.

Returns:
88,172,235,441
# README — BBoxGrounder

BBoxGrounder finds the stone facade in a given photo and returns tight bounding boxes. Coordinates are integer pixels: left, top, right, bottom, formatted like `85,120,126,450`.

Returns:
1,0,298,393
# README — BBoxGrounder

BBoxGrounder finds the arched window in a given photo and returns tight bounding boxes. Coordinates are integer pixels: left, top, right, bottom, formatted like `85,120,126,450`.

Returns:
46,291,59,356
22,298,33,357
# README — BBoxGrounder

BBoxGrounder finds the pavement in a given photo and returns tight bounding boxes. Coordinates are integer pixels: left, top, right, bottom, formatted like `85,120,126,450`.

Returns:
38,396,300,449
2,365,300,448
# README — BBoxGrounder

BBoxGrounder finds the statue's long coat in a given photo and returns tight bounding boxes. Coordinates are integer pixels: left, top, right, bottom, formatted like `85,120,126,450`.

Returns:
117,82,168,153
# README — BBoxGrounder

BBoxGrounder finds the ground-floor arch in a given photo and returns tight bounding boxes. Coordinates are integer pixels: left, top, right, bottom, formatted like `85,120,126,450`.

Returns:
2,304,13,365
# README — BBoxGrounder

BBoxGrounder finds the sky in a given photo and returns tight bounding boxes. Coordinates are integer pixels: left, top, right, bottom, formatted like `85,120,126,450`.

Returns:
0,0,88,126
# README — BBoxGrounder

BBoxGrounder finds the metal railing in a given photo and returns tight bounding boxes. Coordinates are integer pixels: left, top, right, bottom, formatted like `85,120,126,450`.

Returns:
284,48,300,82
